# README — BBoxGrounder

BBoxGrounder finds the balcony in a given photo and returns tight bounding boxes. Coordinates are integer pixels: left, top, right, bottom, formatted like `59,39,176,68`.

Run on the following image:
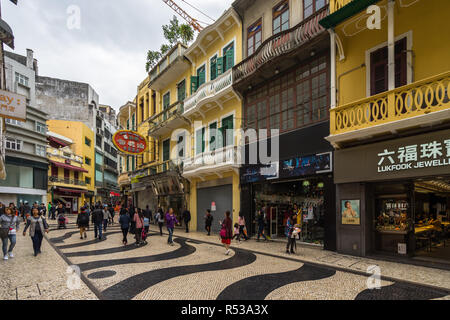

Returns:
233,7,328,86
183,69,235,118
148,43,190,92
118,172,131,186
182,146,240,179
328,71,450,147
147,101,187,138
48,176,87,188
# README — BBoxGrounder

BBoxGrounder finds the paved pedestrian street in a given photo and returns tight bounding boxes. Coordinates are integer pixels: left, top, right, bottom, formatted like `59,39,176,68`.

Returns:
2,217,449,301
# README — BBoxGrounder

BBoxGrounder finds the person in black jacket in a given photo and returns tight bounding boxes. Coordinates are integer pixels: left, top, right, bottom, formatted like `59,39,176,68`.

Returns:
91,205,104,241
119,210,131,245
77,207,90,239
205,209,213,236
182,208,191,233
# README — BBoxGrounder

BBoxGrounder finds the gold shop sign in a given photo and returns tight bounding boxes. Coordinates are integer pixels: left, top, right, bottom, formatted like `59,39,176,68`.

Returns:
0,89,26,121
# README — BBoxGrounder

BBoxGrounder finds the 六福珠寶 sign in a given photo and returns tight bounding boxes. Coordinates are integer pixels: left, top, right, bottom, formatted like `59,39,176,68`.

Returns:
377,139,450,173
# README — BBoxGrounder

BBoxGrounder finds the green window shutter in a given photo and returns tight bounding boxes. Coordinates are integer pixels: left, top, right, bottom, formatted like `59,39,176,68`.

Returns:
190,76,198,94
216,57,224,76
163,93,170,109
127,119,129,130
126,156,129,171
225,48,234,72
196,128,205,155
209,122,217,151
198,68,206,87
222,115,234,147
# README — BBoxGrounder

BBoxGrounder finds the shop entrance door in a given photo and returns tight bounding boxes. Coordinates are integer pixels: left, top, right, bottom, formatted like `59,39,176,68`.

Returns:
197,185,232,233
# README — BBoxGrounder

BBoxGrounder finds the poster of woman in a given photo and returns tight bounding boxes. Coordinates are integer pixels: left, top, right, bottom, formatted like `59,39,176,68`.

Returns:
341,200,360,225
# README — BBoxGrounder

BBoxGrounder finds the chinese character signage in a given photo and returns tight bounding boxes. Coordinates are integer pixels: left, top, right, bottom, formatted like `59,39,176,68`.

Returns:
334,129,450,184
377,139,450,173
112,130,147,155
0,89,26,121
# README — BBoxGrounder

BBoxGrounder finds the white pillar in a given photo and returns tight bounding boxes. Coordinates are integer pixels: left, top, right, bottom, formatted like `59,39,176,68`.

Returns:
387,0,395,91
329,29,337,108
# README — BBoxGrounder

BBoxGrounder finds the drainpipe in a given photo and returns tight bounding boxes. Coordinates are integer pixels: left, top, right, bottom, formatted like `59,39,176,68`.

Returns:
328,29,337,109
387,0,395,91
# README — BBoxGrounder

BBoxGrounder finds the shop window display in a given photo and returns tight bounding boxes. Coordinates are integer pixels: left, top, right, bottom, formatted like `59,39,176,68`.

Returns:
253,178,326,245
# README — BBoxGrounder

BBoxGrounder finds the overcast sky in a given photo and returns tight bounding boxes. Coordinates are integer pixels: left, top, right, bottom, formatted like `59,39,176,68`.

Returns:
2,0,234,110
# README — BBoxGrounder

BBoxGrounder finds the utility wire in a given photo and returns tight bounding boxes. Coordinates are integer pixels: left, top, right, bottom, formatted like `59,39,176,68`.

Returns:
181,0,215,22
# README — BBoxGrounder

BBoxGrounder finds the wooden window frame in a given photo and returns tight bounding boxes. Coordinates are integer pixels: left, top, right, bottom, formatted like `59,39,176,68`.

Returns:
272,0,289,35
247,18,262,57
303,0,327,19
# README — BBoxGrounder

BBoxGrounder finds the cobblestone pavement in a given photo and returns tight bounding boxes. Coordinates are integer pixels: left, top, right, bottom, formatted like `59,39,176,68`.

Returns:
4,216,450,300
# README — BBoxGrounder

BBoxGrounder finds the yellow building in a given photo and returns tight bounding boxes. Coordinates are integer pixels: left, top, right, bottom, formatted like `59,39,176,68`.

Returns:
123,8,243,231
320,0,450,259
47,120,95,210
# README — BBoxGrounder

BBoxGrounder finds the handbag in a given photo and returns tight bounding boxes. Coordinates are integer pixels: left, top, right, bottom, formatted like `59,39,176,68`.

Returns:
220,224,227,238
0,217,14,239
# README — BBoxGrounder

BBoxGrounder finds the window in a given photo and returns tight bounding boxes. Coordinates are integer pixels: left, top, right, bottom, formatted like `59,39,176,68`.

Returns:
5,118,24,126
303,0,326,19
247,19,262,56
177,133,185,159
177,80,186,102
273,0,289,35
196,127,205,155
6,138,22,151
244,54,329,133
220,115,234,148
209,122,218,151
36,145,46,157
163,92,170,110
370,37,407,95
85,157,91,166
210,55,218,81
163,139,170,162
85,137,91,147
223,42,235,72
15,72,29,87
85,177,91,185
36,122,47,134
51,165,58,177
197,65,206,87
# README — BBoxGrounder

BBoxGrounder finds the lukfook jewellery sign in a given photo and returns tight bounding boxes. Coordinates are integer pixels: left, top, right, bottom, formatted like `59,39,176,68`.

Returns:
377,139,450,173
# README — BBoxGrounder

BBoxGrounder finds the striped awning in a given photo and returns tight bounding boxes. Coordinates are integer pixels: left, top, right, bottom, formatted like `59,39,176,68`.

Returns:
50,160,88,173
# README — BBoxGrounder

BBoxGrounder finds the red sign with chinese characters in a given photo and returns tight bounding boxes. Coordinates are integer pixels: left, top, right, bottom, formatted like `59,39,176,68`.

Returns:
112,130,147,155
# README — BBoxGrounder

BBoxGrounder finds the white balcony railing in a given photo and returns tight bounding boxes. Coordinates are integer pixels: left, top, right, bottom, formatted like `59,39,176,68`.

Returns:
183,69,233,115
183,145,239,176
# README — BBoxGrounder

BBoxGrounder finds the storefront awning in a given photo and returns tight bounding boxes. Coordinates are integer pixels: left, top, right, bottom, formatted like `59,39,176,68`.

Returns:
50,160,88,173
48,136,69,148
55,187,87,195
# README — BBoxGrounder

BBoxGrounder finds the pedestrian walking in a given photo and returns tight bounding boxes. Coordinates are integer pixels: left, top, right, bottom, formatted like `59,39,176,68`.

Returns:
205,209,213,236
23,207,49,256
108,204,115,225
119,210,131,245
285,214,300,254
77,206,90,239
103,205,111,232
165,208,178,246
39,203,47,218
256,209,268,242
23,201,31,222
232,223,240,243
50,203,56,220
182,208,191,233
1,207,20,260
156,208,164,236
143,205,152,224
0,202,5,216
91,205,104,241
133,209,144,246
220,211,233,255
238,212,249,241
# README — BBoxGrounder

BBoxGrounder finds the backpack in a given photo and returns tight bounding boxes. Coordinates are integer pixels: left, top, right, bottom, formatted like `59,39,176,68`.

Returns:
79,213,89,224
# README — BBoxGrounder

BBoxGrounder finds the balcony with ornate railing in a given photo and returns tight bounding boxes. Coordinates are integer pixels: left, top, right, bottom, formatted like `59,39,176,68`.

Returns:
182,145,240,179
48,176,87,188
147,101,187,138
233,6,328,85
183,69,235,118
328,71,450,146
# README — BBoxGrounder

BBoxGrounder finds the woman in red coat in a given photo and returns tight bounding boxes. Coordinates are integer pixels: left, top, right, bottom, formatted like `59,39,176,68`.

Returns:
220,211,233,255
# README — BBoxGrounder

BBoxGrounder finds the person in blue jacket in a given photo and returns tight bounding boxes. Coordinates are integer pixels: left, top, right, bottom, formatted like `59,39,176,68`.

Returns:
119,210,131,245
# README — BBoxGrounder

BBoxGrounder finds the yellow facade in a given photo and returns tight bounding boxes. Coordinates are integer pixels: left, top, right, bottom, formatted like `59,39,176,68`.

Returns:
328,0,450,138
47,120,95,208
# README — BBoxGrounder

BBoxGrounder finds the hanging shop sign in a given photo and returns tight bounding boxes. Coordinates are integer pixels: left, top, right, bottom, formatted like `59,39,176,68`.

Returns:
0,89,26,121
112,130,147,155
335,128,450,184
280,152,332,179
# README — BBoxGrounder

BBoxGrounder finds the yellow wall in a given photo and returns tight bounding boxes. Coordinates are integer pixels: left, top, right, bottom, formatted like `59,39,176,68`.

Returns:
335,0,450,106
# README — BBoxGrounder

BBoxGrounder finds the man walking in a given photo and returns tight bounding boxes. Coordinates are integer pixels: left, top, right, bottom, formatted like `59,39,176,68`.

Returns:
92,205,104,241
182,208,191,233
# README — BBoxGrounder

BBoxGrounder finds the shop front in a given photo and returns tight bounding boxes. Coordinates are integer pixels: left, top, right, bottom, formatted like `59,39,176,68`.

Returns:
335,128,450,263
240,151,336,249
52,187,87,214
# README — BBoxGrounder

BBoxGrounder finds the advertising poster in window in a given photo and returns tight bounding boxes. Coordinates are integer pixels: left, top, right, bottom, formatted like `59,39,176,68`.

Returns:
341,200,360,225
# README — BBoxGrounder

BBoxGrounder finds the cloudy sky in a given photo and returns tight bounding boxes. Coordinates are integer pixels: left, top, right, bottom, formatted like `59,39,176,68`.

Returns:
2,0,234,110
